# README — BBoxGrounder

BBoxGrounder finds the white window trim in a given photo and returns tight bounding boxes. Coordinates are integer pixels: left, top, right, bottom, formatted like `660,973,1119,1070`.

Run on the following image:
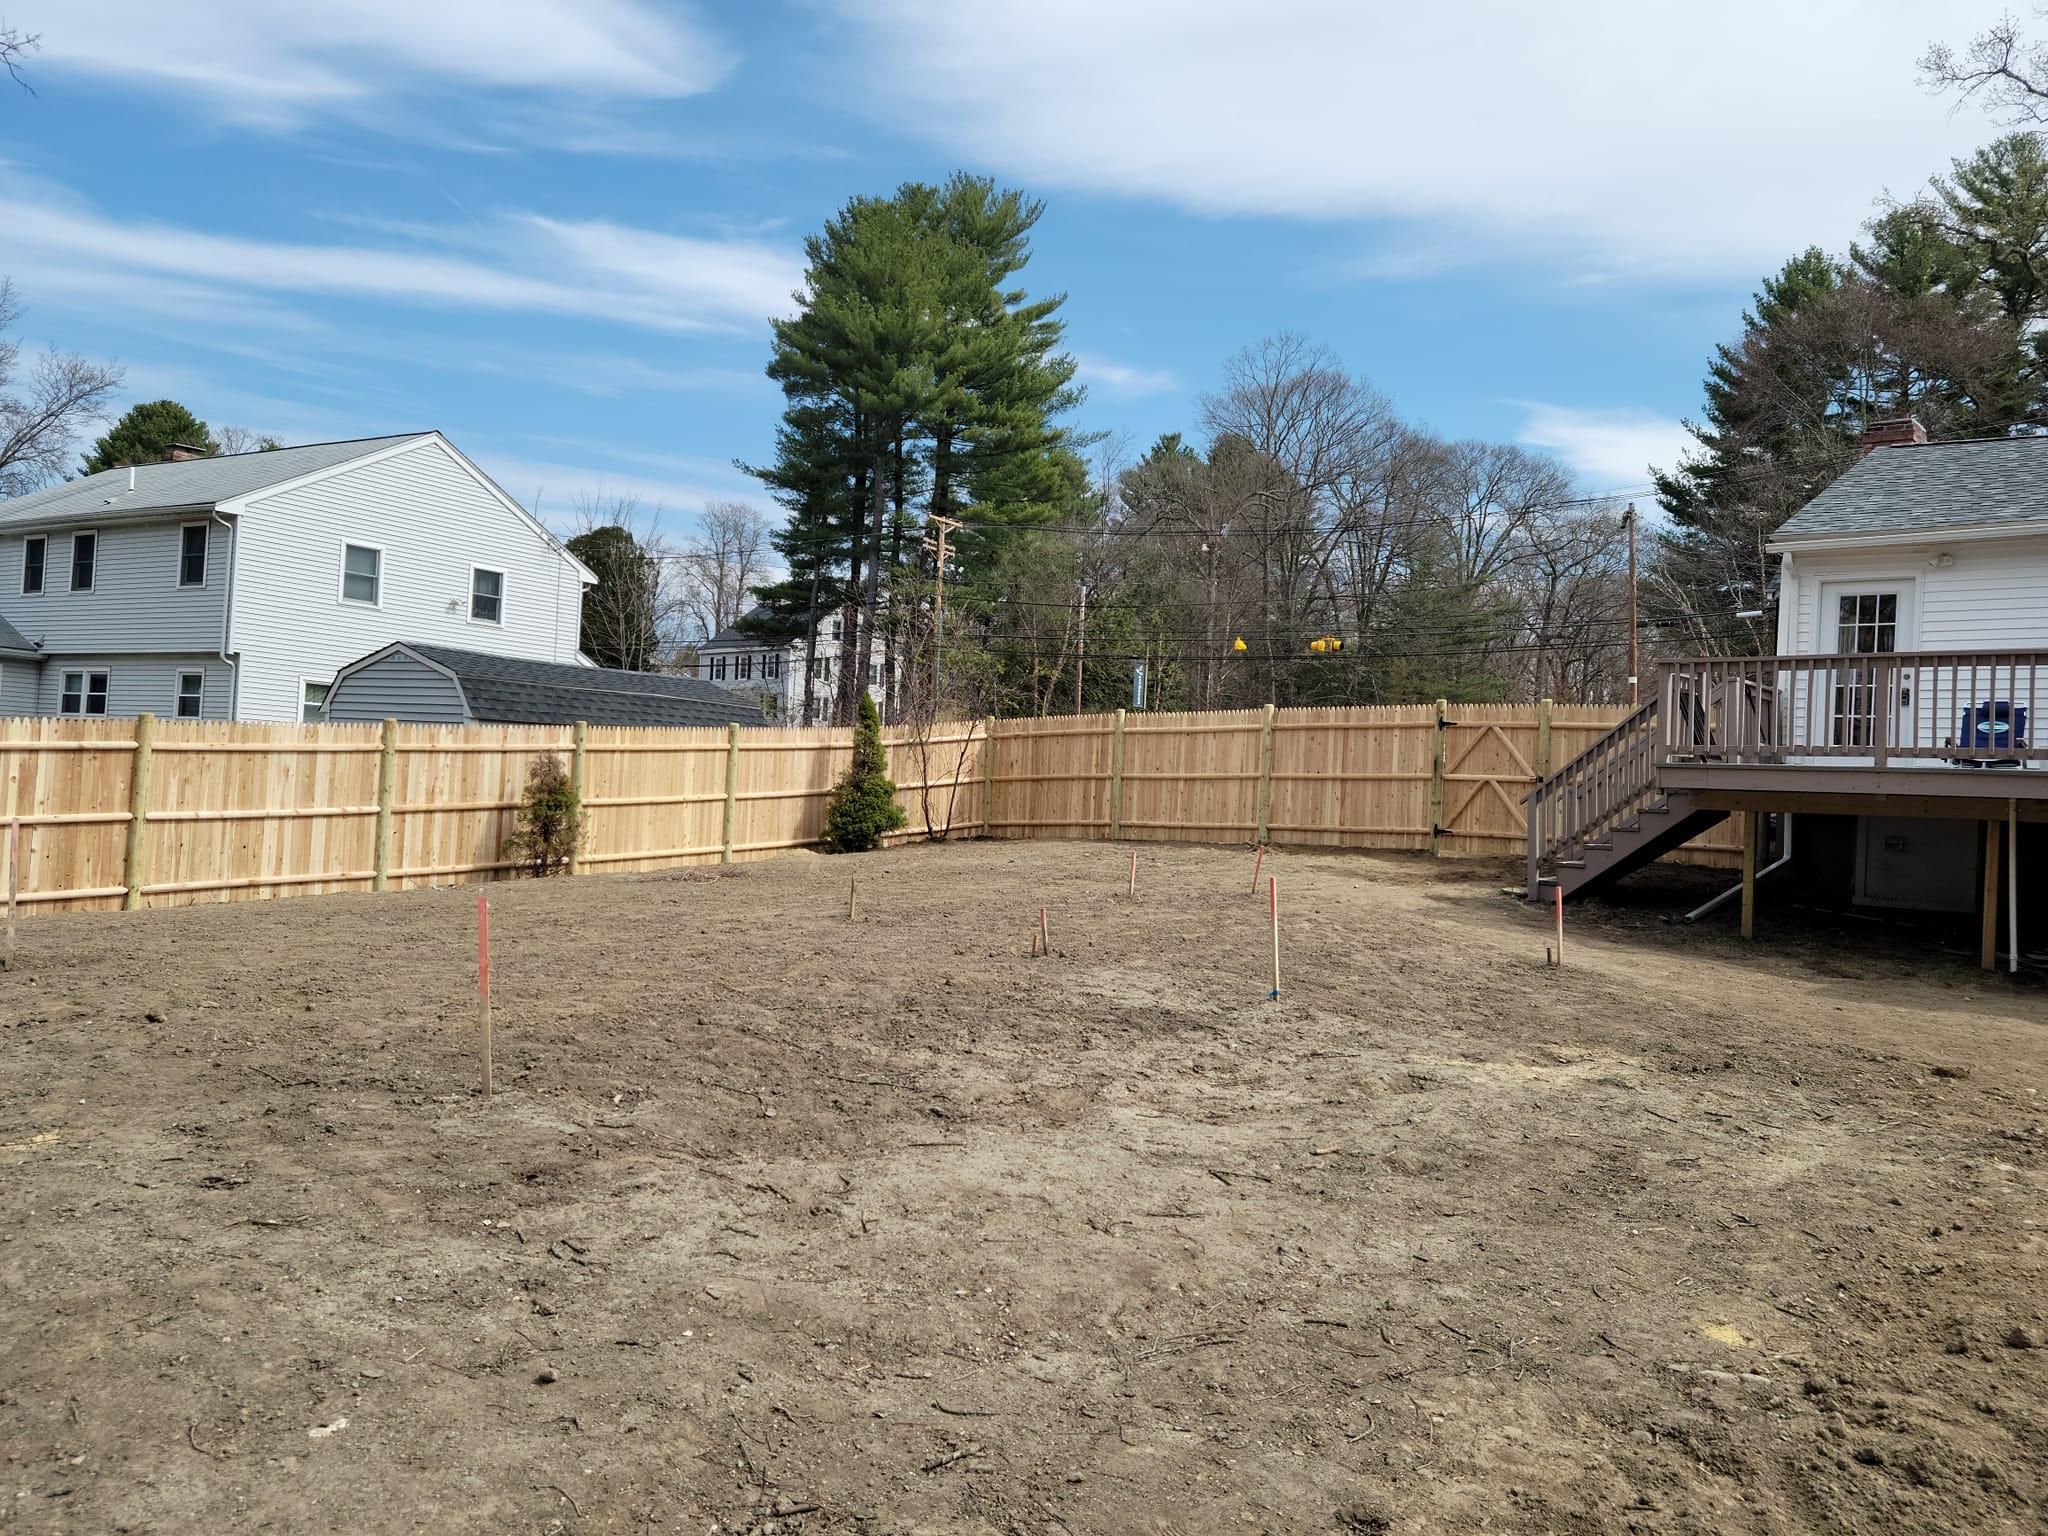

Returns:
178,522,209,588
339,540,384,608
59,667,109,717
69,529,98,594
21,534,45,597
468,565,505,626
300,676,333,724
174,669,205,719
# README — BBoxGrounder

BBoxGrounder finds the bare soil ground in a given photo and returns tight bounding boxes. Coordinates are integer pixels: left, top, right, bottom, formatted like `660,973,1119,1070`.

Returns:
2,840,2045,1535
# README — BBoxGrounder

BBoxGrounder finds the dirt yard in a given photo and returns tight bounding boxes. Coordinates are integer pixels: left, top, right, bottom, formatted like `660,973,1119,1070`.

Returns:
2,840,2044,1535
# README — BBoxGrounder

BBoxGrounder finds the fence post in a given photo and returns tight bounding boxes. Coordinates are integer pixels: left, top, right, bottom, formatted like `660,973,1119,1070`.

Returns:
122,711,156,911
1109,707,1127,840
567,719,588,876
979,717,997,837
1429,698,1448,858
720,721,741,864
1254,702,1277,845
1535,696,1553,781
372,717,397,892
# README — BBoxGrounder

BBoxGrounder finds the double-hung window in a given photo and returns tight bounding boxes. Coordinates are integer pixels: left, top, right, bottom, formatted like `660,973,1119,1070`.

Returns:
21,536,44,595
179,525,208,587
341,543,381,605
711,655,728,680
175,671,204,719
737,653,752,680
302,680,330,723
470,567,503,624
59,669,108,716
764,652,780,679
70,531,96,592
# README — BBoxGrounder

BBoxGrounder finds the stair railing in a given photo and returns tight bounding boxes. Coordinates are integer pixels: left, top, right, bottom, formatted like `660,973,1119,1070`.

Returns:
1524,693,1663,895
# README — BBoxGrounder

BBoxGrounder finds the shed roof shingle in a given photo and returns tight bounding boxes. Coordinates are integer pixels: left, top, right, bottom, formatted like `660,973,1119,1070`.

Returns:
1774,437,2048,542
402,643,765,729
0,434,430,529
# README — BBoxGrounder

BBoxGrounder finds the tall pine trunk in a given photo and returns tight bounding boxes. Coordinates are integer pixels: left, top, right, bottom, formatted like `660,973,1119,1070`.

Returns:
848,441,888,726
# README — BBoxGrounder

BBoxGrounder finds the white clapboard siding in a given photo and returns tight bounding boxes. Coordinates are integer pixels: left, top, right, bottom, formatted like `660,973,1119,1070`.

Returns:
227,437,589,723
1785,536,2048,655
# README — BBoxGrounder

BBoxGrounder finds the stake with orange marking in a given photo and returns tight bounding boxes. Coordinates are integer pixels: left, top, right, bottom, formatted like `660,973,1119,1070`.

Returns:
1039,906,1051,956
477,890,493,1099
1268,876,1281,1000
1249,843,1265,897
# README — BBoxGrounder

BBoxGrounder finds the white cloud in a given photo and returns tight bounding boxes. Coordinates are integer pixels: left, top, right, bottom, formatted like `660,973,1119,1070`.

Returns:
1518,404,1693,490
1074,351,1179,398
37,0,731,122
0,176,803,336
828,0,1992,278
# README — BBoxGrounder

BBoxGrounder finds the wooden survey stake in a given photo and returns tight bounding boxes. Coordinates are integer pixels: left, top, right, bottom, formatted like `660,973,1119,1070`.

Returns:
476,891,493,1100
848,875,857,921
1128,850,1137,898
1250,843,1265,897
1552,885,1564,965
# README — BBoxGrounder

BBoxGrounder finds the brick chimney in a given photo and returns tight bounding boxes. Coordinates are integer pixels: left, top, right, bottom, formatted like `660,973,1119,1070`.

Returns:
1862,417,1927,453
162,443,211,463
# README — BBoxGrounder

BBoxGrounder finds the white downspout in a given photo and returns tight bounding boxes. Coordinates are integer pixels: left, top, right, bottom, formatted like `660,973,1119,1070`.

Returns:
212,511,239,718
1685,814,1794,923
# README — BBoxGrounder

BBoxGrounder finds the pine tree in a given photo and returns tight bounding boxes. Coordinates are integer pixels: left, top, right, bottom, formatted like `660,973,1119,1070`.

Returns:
81,400,216,473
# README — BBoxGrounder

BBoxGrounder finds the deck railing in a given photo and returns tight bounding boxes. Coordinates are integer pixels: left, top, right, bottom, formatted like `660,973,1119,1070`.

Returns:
1658,649,2048,766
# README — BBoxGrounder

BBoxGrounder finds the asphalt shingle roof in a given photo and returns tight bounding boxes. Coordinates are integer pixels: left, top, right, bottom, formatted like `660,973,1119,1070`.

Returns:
403,643,766,729
0,434,430,528
0,613,34,654
1774,437,2048,541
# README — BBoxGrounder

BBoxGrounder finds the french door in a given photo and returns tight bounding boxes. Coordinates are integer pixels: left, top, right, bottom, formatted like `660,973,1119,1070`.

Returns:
1822,586,1913,750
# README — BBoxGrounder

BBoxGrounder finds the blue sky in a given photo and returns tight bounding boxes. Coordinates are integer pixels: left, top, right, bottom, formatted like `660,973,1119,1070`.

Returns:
0,0,1998,537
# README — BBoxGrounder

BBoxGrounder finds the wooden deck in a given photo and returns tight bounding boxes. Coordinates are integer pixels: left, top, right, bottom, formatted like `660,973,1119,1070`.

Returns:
1526,648,2048,965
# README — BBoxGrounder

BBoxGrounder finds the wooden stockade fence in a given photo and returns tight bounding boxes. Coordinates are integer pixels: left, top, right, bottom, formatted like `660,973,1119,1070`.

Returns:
0,702,1736,915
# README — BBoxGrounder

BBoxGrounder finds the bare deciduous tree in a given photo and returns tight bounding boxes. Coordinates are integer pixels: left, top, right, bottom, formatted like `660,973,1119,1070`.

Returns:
1,25,36,92
1922,10,2048,123
214,424,283,456
0,280,124,498
677,501,770,642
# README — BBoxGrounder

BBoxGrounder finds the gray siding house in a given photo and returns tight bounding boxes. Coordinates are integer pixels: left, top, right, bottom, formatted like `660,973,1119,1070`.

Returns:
327,642,765,728
0,434,596,722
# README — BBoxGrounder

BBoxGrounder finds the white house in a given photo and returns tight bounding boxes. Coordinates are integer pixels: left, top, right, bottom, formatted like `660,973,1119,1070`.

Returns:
693,606,892,721
0,433,595,722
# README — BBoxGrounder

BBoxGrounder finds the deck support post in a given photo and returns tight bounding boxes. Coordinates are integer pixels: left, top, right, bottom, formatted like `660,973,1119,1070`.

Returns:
1739,810,1759,940
2010,798,2021,976
1981,817,2003,971
122,712,156,912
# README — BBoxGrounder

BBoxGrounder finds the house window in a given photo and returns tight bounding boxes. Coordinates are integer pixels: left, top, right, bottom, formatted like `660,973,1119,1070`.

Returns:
179,524,208,587
829,617,842,639
301,680,330,723
59,669,108,716
470,567,503,624
21,536,44,595
869,662,881,685
711,655,727,680
70,532,96,592
175,671,204,719
341,543,381,605
737,653,752,680
764,652,780,679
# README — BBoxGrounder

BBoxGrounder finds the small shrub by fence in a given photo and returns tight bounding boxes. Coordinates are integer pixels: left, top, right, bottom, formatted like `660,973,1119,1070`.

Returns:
0,702,1734,914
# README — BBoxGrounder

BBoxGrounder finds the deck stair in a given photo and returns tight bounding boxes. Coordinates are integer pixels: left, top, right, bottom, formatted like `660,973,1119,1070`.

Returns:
1525,693,1727,901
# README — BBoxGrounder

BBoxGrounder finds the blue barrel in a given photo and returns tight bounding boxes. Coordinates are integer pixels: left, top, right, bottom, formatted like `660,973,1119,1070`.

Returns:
1960,700,2027,753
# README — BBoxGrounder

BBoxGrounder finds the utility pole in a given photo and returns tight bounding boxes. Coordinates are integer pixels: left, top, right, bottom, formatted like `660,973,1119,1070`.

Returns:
1074,582,1089,714
1625,502,1640,708
922,514,962,708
